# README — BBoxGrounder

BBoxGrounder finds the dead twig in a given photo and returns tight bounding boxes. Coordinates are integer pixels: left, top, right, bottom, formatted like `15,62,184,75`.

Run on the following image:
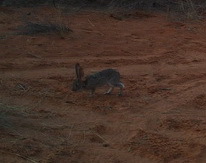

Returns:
16,83,27,91
88,18,95,27
85,18,104,36
92,132,110,147
15,153,38,163
27,53,42,59
77,29,104,36
92,132,109,144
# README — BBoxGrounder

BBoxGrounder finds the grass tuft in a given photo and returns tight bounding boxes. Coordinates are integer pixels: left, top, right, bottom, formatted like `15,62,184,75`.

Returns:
18,22,72,36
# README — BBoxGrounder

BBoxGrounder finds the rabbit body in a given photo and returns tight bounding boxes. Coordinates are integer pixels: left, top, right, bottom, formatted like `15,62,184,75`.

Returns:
72,64,124,96
85,69,122,88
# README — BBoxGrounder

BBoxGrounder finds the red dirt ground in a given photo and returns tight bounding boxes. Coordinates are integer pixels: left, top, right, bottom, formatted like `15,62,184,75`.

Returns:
1,6,206,163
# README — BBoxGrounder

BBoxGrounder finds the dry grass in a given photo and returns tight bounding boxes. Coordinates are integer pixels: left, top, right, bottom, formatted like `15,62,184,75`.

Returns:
167,0,205,21
18,22,72,36
17,7,72,38
0,103,28,130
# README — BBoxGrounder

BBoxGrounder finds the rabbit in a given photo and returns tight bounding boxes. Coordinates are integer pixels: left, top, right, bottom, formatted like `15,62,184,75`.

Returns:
72,63,124,96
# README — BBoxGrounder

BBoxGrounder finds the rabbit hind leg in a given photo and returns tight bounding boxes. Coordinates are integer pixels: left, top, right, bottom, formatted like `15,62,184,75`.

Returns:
115,82,124,96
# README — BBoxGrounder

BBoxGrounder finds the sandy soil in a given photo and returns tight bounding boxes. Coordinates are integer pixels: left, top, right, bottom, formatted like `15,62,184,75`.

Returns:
1,6,206,163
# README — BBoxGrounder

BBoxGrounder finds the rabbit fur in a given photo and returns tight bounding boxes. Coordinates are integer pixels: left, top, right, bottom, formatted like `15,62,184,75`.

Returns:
72,63,124,96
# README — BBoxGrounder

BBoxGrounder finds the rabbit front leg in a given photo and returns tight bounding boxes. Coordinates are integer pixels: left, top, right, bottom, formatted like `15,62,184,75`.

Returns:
89,88,96,96
104,87,114,95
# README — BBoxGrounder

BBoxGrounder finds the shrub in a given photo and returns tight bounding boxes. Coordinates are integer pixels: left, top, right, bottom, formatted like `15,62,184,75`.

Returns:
18,22,72,36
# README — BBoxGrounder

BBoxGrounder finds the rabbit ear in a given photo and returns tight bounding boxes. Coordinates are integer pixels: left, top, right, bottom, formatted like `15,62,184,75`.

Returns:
75,63,80,79
75,63,84,80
